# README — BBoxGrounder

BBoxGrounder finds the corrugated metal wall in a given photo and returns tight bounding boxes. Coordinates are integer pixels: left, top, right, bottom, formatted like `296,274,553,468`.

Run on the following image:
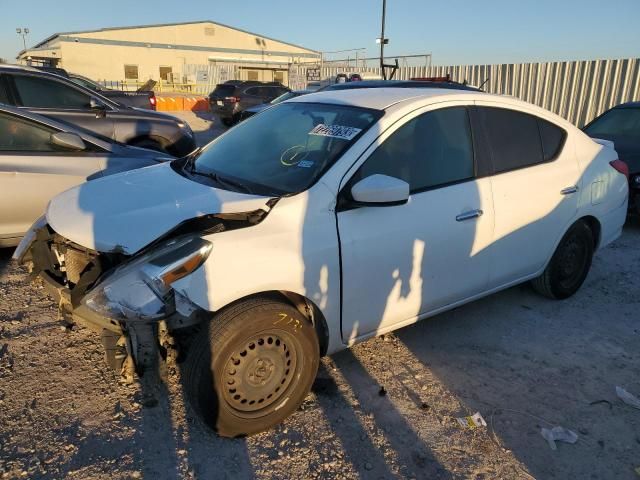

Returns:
313,58,640,127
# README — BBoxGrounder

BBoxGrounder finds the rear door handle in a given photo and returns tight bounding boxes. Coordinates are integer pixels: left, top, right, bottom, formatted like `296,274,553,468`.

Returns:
561,186,579,195
456,209,483,222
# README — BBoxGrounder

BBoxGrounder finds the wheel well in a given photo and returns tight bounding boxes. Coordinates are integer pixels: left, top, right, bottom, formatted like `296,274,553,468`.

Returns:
210,291,330,357
579,215,601,249
128,135,168,149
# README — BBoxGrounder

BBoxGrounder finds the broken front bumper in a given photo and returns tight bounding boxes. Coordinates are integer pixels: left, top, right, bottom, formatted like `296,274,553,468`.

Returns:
15,222,209,374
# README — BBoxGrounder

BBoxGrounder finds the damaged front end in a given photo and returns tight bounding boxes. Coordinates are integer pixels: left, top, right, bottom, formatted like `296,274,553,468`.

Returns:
14,207,273,379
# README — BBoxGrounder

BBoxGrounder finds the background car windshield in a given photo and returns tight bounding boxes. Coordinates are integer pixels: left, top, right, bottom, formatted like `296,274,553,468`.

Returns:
585,108,640,138
193,102,380,195
270,91,298,105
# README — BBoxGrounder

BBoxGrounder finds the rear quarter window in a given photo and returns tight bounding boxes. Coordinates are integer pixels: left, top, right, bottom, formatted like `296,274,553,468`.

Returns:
538,119,566,161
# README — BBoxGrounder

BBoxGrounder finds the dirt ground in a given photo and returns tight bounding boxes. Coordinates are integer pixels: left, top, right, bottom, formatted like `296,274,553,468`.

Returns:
1,112,639,479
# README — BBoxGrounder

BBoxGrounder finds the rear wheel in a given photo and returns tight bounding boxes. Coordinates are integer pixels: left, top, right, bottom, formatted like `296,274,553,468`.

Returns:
531,220,594,299
183,296,319,437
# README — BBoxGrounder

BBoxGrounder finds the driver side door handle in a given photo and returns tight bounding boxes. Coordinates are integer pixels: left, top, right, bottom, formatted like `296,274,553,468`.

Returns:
456,209,483,222
561,186,579,195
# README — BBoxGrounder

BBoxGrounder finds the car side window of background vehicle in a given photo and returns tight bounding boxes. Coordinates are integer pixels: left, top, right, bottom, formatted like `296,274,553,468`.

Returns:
0,112,58,152
584,108,640,138
11,74,99,110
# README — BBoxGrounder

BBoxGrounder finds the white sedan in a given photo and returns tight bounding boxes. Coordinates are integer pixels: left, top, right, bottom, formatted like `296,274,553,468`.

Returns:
15,87,628,437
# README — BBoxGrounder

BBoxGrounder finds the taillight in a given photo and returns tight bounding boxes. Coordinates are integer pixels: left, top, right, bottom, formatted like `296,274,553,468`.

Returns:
149,94,156,109
224,96,240,103
610,159,629,180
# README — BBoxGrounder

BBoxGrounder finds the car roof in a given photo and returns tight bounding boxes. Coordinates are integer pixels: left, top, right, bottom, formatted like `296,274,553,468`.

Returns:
615,101,640,109
288,87,483,110
0,64,43,73
323,79,480,92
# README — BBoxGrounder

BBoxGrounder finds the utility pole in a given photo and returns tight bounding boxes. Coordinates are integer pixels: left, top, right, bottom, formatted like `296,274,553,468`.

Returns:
16,27,29,51
379,0,387,79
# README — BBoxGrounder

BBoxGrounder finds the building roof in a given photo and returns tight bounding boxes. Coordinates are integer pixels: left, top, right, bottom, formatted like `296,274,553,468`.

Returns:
26,20,319,55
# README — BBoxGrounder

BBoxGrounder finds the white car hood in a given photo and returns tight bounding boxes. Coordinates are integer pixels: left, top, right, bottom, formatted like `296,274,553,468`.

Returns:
46,162,273,254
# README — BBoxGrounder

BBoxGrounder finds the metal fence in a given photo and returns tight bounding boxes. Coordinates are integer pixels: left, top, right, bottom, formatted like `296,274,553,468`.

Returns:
100,58,640,126
302,58,640,127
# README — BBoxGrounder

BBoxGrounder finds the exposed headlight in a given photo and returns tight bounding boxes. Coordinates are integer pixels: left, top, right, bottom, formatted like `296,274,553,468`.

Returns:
632,175,640,187
82,236,211,322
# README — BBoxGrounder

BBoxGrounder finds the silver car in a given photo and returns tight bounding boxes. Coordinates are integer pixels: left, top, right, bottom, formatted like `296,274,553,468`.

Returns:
0,105,172,247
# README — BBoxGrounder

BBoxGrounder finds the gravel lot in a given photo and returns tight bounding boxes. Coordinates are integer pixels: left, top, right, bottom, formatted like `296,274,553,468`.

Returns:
1,112,639,479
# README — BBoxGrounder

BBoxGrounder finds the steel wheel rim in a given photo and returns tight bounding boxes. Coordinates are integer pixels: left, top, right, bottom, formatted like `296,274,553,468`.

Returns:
556,232,589,290
222,332,298,414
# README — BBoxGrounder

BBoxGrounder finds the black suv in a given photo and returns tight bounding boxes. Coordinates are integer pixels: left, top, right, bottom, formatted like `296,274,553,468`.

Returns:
209,81,290,126
0,65,196,156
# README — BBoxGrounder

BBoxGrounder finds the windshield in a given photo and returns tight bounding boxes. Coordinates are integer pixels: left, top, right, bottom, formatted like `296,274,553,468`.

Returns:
212,84,236,97
270,91,299,105
70,76,103,92
189,102,381,195
585,108,640,138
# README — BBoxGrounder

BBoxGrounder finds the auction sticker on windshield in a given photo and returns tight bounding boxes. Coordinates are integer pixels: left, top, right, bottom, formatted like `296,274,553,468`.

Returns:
309,124,362,141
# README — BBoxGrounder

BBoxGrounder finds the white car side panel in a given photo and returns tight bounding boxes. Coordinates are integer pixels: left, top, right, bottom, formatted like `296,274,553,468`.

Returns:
573,132,628,248
473,100,582,286
339,177,494,342
171,185,345,354
0,154,102,242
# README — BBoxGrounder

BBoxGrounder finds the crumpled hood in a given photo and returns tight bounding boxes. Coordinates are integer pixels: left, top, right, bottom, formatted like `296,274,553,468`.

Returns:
46,162,273,254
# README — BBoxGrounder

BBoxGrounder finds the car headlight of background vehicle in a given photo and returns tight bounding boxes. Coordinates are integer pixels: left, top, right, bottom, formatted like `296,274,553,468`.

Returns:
632,174,640,188
82,236,212,322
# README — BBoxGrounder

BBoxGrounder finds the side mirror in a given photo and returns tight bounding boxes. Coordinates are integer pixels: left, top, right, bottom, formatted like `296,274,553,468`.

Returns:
50,132,86,151
89,98,106,110
350,174,410,206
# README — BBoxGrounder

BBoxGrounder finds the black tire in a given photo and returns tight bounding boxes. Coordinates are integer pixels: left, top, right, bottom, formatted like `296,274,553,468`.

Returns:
183,296,319,437
531,220,594,299
221,117,233,127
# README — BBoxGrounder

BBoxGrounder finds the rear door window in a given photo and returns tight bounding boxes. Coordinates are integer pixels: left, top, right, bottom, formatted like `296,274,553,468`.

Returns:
244,86,262,97
12,74,92,109
481,107,544,173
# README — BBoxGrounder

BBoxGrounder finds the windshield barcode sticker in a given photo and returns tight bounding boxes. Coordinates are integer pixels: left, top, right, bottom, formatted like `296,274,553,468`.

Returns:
309,124,362,141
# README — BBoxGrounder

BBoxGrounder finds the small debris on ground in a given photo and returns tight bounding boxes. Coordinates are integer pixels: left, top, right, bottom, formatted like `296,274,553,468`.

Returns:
540,427,578,450
456,412,487,429
616,386,640,410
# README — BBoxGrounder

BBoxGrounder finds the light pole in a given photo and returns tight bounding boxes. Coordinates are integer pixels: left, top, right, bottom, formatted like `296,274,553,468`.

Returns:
377,0,389,80
16,27,29,51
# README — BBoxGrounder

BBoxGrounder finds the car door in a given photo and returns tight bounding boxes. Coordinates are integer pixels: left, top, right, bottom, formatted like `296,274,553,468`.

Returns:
474,103,580,287
337,104,494,342
8,73,115,139
0,111,103,241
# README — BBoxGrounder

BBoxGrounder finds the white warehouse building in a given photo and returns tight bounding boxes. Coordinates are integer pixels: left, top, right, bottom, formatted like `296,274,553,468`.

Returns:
17,20,320,85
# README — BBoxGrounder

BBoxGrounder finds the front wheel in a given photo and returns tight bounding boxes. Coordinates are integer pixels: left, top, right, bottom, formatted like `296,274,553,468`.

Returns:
531,220,594,299
183,296,319,437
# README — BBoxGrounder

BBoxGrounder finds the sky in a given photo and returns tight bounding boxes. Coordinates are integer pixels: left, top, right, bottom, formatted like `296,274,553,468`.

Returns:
2,0,639,66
